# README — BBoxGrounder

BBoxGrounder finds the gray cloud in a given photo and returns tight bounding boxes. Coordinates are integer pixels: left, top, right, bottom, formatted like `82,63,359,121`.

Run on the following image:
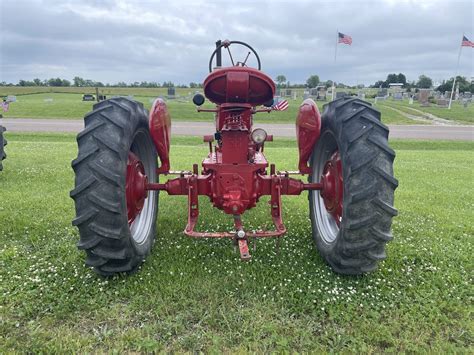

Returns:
0,0,472,85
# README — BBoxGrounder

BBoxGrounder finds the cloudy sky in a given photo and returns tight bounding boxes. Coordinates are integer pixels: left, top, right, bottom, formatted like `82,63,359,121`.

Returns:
0,0,472,86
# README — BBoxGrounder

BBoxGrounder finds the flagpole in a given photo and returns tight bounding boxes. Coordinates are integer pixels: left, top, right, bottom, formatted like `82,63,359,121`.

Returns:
448,33,463,110
332,29,338,101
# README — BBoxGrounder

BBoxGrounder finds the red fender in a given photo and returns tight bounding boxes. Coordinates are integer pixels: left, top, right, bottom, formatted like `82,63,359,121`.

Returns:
296,99,321,174
149,98,171,174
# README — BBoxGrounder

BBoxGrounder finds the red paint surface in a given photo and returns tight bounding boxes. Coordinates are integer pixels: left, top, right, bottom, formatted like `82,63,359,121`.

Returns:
320,151,343,225
204,66,275,106
126,152,148,224
296,99,321,174
149,98,171,173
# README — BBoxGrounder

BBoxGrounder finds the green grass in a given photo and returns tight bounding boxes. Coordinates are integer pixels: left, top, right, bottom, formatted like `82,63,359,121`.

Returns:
381,99,474,124
0,133,473,352
2,89,416,125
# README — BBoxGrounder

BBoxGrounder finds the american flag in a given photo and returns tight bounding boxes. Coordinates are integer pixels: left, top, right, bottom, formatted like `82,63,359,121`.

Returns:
272,99,289,111
461,35,474,47
1,101,9,112
338,32,352,45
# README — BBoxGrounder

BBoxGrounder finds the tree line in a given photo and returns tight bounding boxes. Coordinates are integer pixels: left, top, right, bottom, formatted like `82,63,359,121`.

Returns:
2,74,472,93
371,73,473,92
0,76,203,89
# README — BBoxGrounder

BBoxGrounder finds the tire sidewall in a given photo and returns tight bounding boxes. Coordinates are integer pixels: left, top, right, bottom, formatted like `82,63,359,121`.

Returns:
126,123,158,256
309,103,346,258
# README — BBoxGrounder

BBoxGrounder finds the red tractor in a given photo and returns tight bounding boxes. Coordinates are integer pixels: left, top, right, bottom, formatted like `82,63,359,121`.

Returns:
71,40,397,276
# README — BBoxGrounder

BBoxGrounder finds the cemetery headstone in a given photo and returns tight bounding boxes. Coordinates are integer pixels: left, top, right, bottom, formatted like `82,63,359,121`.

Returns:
437,98,448,107
167,87,176,98
419,89,430,107
376,88,387,98
393,92,403,100
335,91,347,99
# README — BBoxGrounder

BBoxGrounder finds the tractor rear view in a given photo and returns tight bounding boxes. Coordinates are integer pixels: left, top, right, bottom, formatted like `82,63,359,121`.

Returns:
71,40,397,276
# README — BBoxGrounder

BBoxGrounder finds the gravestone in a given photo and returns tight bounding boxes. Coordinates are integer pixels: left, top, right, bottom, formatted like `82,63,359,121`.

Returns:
167,87,176,98
82,94,95,101
309,88,318,96
376,88,387,98
393,92,403,100
437,98,448,107
409,97,414,105
419,89,431,107
6,95,16,102
463,92,472,102
335,92,347,99
316,88,326,101
44,98,53,103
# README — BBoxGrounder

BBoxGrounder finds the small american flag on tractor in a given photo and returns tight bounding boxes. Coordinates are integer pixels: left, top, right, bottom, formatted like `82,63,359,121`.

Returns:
1,100,10,112
272,99,289,111
338,32,352,45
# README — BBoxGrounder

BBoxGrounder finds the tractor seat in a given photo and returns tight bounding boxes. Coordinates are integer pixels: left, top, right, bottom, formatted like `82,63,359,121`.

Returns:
203,67,275,106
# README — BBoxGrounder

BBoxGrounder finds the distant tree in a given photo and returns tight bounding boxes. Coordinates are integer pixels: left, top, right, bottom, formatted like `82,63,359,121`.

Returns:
436,76,472,93
189,82,198,88
397,73,407,85
306,75,320,88
324,80,333,88
416,75,433,89
73,76,85,87
62,79,71,87
275,75,286,88
47,78,64,86
372,80,385,88
33,78,42,86
386,73,398,84
162,81,174,88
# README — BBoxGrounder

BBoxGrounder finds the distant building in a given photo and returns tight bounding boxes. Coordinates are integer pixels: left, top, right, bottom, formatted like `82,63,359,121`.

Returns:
388,83,404,91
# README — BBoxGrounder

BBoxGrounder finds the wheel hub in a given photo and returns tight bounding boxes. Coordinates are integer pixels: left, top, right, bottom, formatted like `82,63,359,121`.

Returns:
126,152,148,224
320,150,343,225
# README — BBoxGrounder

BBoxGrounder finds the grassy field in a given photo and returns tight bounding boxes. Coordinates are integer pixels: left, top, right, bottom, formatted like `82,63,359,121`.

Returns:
0,88,419,125
0,133,472,352
381,99,474,124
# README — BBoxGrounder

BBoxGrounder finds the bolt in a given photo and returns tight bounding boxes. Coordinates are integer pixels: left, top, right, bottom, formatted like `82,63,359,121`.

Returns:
237,230,245,239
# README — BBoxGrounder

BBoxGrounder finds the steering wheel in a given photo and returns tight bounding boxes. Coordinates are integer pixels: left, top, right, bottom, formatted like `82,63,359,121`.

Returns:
208,40,261,72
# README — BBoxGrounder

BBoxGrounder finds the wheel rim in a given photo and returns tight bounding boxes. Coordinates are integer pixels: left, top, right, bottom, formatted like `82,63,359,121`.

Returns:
126,130,157,245
311,131,343,244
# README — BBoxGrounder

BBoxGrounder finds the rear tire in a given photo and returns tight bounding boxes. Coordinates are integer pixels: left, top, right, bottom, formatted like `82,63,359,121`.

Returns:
70,98,158,276
309,98,398,275
0,125,6,171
